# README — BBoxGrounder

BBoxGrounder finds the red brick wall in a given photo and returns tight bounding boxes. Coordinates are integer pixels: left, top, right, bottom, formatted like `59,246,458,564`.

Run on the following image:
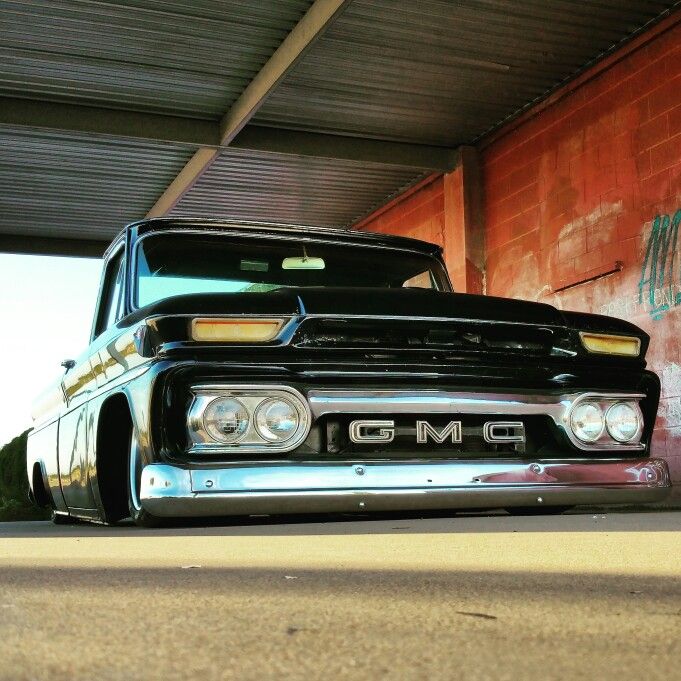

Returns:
482,19,681,480
357,169,482,293
356,175,445,245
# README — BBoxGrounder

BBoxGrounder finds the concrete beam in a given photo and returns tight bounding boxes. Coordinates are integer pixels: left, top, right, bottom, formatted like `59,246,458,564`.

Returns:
0,234,109,258
219,0,352,145
233,126,459,172
145,148,219,218
0,97,218,147
443,146,485,294
0,97,457,171
1,95,458,227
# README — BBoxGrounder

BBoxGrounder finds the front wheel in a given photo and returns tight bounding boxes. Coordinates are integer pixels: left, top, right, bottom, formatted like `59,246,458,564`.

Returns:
505,506,573,516
127,430,164,527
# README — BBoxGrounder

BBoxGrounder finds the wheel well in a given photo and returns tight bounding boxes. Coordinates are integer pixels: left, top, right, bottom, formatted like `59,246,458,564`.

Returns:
31,462,52,508
96,393,132,523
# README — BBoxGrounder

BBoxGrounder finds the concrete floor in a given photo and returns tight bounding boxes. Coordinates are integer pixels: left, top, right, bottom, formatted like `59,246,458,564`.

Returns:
0,511,680,681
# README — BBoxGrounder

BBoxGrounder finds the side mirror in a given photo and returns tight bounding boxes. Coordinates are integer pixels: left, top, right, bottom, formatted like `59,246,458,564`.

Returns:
61,359,76,371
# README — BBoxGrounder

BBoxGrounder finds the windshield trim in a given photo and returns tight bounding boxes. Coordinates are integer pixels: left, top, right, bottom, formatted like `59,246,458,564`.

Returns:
130,228,451,310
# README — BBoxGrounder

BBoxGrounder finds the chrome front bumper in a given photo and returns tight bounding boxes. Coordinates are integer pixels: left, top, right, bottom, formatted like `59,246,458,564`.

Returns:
140,458,671,517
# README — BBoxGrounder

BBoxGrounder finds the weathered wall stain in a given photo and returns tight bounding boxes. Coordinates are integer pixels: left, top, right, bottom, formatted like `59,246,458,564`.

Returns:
638,209,681,320
659,363,681,428
664,397,681,428
662,362,681,396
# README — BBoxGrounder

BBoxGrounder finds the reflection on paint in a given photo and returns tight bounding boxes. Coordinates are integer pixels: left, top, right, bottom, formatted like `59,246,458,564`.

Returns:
638,209,681,320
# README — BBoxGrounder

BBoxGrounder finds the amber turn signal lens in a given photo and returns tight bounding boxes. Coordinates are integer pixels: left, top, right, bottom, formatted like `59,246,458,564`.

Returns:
579,332,641,357
191,318,285,343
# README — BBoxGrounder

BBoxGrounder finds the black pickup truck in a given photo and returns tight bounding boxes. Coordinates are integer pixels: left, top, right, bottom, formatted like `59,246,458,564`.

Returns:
27,218,670,525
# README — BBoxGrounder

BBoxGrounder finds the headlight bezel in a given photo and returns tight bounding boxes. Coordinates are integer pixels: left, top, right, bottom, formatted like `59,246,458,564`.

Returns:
187,385,311,454
565,393,645,450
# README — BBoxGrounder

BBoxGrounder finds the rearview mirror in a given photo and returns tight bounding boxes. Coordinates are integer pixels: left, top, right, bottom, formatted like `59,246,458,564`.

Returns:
282,256,325,270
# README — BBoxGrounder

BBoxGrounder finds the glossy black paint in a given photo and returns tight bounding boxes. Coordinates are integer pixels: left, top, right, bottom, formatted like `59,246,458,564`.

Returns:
132,218,445,256
26,218,659,523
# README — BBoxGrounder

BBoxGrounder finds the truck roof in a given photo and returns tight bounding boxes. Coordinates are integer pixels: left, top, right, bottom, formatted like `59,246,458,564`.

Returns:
114,217,443,258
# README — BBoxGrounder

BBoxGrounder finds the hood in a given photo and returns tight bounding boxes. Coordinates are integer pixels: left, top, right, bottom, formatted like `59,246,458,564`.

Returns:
124,287,648,363
126,287,567,327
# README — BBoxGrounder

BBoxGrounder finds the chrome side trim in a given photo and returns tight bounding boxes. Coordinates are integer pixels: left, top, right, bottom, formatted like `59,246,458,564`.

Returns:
140,458,671,517
307,390,647,452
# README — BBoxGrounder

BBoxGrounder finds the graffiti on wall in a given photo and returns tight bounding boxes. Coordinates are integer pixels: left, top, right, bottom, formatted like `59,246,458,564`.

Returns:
599,209,681,320
638,210,681,320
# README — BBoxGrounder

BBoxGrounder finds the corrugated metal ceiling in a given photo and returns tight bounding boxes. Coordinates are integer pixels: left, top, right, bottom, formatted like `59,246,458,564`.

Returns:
1,0,312,116
254,0,680,145
170,148,429,227
0,127,193,241
1,0,679,253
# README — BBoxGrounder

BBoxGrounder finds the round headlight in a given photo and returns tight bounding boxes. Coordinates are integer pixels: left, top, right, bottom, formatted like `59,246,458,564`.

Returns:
203,397,250,443
606,402,641,442
255,398,300,442
570,402,604,443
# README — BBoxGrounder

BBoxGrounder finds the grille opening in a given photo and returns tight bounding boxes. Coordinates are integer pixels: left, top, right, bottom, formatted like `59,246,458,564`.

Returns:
292,318,555,356
287,414,564,461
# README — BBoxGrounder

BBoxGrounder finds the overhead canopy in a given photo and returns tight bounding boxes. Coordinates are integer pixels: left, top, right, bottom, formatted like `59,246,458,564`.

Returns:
1,0,678,255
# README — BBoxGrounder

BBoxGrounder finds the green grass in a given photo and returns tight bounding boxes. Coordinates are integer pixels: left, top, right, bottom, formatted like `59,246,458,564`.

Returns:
0,430,50,522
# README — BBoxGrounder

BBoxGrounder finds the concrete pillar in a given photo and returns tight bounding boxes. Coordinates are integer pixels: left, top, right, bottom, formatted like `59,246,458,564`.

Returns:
443,146,485,294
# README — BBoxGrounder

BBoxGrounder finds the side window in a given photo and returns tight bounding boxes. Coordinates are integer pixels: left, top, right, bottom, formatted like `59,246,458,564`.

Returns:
104,259,125,329
94,251,125,337
402,270,435,290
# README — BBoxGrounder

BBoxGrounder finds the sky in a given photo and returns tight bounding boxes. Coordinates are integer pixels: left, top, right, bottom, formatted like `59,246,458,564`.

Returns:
0,253,103,447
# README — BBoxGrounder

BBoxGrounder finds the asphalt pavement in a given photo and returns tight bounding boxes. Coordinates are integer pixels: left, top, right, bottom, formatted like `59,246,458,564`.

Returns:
1,510,680,681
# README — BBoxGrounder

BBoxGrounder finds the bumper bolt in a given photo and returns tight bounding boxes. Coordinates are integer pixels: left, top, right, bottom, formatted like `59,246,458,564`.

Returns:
205,480,214,488
355,466,365,476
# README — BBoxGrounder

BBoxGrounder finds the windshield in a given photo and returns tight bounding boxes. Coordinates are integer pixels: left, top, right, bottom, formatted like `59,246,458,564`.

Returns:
134,232,449,307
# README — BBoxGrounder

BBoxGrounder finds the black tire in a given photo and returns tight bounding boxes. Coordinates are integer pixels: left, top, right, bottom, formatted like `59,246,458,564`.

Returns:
127,429,164,527
506,506,573,516
51,510,78,525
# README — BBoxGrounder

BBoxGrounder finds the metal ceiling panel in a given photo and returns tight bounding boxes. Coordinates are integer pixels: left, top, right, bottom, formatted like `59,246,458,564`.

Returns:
0,127,193,244
254,0,680,145
170,147,428,227
2,0,679,256
0,0,312,117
